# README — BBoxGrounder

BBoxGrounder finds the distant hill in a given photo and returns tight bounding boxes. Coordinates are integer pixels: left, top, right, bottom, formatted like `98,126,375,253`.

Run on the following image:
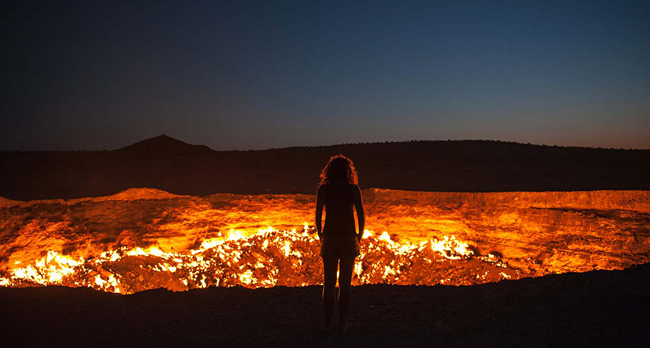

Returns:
116,134,213,159
0,136,648,200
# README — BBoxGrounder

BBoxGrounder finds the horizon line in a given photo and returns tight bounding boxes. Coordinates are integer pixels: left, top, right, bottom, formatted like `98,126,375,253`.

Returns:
1,137,649,153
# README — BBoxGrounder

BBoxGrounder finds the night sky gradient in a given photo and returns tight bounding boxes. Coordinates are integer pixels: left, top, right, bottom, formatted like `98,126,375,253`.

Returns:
2,0,649,151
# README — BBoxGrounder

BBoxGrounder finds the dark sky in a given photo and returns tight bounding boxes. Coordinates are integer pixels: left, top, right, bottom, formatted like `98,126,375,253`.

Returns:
2,0,649,151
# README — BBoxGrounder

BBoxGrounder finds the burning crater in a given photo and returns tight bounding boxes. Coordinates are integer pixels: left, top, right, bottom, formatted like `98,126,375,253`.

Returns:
0,188,648,294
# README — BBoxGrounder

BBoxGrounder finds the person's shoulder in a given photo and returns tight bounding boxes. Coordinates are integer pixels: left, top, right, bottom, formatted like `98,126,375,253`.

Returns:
318,183,329,194
350,183,361,194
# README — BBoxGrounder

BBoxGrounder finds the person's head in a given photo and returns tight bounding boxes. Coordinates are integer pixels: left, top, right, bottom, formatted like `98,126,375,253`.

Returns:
319,154,358,185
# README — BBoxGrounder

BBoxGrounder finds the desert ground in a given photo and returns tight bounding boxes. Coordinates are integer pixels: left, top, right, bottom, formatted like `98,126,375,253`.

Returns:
1,263,649,347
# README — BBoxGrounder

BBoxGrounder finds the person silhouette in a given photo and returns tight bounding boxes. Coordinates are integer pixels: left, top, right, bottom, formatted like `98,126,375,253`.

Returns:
315,154,365,333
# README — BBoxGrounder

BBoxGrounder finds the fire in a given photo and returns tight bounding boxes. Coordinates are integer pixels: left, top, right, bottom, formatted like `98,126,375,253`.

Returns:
1,188,648,294
0,224,501,294
431,236,471,260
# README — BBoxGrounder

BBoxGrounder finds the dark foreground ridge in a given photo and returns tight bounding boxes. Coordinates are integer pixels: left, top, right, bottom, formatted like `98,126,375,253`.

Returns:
1,135,649,200
1,263,649,347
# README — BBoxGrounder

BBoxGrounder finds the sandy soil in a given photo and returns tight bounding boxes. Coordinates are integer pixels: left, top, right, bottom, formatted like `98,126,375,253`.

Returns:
2,263,649,347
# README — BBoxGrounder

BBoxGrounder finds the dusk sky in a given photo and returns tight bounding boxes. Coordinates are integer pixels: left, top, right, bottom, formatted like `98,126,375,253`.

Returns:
2,0,649,151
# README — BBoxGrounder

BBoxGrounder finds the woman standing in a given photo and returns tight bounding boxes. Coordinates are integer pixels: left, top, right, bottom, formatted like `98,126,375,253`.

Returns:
315,154,365,332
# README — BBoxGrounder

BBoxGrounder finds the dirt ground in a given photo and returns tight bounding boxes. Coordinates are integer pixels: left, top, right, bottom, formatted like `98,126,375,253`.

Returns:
2,263,649,347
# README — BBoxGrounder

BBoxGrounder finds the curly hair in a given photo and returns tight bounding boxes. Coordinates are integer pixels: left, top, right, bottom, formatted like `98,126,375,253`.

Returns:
319,154,358,185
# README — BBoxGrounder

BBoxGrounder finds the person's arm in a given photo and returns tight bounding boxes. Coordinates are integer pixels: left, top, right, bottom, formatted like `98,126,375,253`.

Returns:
316,185,325,240
353,184,365,241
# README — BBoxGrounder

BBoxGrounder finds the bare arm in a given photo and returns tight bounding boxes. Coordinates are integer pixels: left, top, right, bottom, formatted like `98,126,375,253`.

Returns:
315,185,325,240
353,184,365,241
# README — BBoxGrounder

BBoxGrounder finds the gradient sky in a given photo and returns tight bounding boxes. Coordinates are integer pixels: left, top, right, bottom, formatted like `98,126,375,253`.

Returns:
2,0,649,151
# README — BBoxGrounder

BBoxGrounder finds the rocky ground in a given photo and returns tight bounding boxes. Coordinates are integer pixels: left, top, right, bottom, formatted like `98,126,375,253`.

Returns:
1,263,649,347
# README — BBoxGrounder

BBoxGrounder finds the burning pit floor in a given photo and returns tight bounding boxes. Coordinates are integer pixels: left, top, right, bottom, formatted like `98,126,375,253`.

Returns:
1,263,649,348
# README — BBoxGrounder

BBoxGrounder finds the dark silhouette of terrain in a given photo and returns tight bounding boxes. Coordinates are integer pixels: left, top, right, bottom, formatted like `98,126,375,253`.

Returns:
117,133,214,159
0,134,648,200
1,263,648,347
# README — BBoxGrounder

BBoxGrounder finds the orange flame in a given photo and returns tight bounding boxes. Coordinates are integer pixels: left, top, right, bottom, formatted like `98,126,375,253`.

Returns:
0,224,515,294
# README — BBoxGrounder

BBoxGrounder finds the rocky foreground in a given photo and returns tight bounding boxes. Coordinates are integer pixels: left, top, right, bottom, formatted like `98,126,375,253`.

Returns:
1,263,649,347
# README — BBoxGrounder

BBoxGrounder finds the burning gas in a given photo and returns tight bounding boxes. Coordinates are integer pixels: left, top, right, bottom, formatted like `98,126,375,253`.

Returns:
1,224,507,294
1,188,648,294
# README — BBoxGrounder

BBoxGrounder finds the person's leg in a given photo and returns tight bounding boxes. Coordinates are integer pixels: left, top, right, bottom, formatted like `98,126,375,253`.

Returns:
322,256,338,330
338,256,355,331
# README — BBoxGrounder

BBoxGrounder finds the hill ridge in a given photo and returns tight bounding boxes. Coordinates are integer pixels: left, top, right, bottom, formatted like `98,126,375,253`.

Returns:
116,134,213,158
1,137,648,200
